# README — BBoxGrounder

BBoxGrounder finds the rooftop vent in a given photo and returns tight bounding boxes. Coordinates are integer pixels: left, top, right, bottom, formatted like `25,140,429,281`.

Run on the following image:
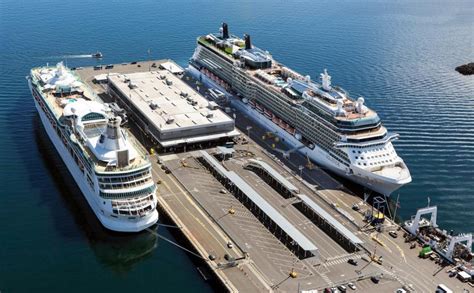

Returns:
165,79,173,86
166,117,175,124
180,91,188,97
206,111,214,118
149,102,158,110
208,101,218,110
128,81,137,89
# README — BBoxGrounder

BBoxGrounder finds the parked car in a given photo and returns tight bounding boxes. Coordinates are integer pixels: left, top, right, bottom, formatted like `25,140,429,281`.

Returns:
347,283,356,290
371,276,380,284
337,285,347,292
389,231,398,238
348,259,358,266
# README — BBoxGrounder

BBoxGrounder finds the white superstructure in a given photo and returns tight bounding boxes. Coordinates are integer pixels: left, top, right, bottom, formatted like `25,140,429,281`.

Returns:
28,62,158,232
190,23,412,195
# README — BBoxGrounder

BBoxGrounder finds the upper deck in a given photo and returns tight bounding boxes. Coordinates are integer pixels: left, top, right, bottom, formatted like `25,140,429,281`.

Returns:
30,63,150,174
197,27,381,129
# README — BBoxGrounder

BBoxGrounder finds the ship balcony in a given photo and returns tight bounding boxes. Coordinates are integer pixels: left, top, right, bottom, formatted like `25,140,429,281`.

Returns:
335,131,398,148
111,194,156,217
98,174,153,190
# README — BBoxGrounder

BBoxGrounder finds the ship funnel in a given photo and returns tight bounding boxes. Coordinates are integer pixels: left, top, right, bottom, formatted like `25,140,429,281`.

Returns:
99,116,126,152
106,116,122,141
244,34,252,50
222,22,229,39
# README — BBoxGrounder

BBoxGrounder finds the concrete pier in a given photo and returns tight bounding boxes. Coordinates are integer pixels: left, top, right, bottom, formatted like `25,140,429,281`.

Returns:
75,60,470,292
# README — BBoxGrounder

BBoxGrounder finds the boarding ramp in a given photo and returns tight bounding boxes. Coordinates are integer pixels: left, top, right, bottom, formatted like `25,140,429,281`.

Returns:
404,206,438,235
245,158,299,198
294,194,363,253
445,234,473,260
199,151,318,260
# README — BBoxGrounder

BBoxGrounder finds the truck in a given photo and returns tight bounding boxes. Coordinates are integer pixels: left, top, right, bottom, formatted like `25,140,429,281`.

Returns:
419,245,433,258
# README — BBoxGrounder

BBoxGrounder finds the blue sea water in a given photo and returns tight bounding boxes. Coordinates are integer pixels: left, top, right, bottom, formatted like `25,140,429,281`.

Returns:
0,0,473,291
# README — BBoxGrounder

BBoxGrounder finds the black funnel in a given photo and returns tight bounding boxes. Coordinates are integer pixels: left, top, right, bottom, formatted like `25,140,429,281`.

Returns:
222,23,229,39
244,34,251,50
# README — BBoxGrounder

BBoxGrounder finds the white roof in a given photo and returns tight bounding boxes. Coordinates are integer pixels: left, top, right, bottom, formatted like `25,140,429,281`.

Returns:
94,74,108,82
298,194,363,244
63,99,106,119
247,159,299,193
160,61,184,74
108,70,233,132
458,271,471,279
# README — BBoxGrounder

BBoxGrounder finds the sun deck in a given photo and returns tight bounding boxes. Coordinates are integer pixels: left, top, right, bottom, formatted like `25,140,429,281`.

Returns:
30,65,151,174
199,33,381,126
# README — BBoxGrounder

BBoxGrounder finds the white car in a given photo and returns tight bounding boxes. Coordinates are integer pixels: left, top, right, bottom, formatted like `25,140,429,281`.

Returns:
395,289,407,293
347,283,356,290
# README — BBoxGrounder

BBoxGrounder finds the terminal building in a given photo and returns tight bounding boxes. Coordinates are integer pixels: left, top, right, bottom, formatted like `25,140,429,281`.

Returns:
107,68,239,152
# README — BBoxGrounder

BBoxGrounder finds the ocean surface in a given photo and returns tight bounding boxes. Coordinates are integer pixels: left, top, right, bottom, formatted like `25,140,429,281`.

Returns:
1,0,473,291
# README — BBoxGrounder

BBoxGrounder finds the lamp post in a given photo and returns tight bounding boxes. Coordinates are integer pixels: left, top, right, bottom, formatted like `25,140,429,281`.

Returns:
298,165,304,178
246,126,252,152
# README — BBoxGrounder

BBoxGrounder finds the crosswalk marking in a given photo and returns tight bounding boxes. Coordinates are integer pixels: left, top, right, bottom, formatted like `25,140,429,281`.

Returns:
324,254,362,267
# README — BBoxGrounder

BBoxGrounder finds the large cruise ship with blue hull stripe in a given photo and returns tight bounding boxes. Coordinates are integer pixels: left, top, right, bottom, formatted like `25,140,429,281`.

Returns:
27,62,158,232
190,23,411,195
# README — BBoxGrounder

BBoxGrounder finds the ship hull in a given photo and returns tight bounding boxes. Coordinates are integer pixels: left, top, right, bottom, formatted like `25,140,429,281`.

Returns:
189,67,406,195
29,82,158,232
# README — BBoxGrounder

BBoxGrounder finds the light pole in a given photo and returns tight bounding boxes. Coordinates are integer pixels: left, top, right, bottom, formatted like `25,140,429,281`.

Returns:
246,126,252,152
298,165,304,178
147,48,151,71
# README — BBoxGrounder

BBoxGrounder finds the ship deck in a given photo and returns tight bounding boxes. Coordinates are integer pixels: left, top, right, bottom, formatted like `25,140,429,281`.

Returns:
31,67,150,173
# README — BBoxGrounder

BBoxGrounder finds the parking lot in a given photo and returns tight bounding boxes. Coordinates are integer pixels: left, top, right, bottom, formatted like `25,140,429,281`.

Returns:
159,148,388,292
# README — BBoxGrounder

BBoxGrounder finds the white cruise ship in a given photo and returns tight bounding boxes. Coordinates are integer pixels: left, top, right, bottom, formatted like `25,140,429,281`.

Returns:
190,23,412,195
27,62,158,232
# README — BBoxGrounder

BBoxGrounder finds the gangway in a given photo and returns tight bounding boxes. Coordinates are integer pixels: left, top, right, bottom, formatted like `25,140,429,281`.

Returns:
404,206,438,235
443,234,473,260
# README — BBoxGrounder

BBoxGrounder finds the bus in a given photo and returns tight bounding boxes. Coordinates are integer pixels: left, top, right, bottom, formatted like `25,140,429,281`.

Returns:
435,284,453,293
